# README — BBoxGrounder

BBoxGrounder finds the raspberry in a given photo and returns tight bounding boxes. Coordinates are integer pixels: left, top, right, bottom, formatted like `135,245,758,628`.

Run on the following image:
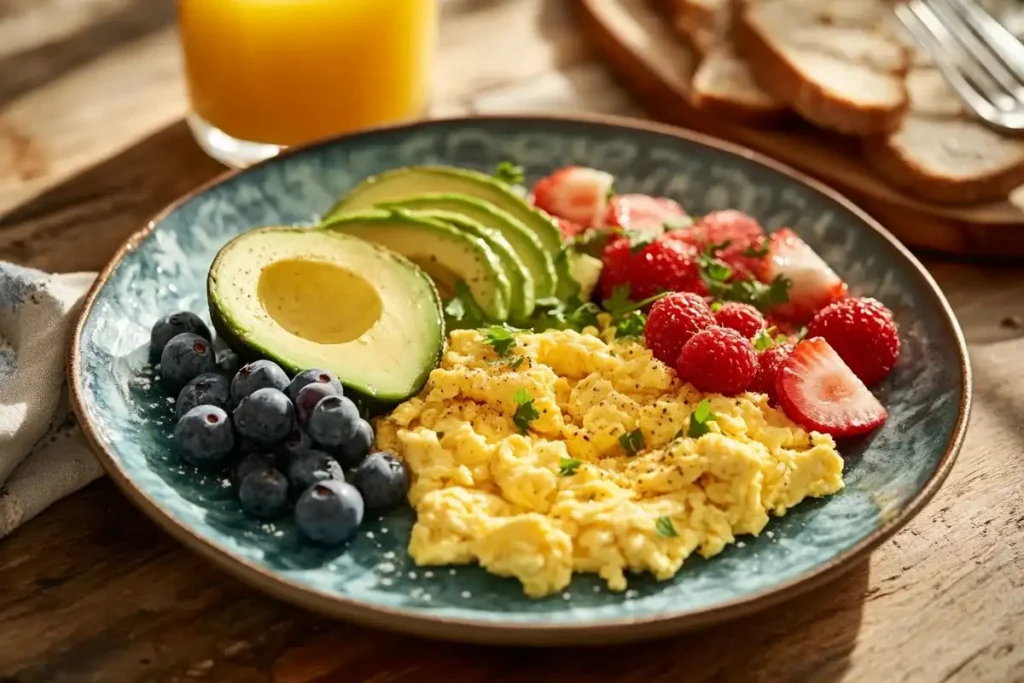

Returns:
749,343,794,400
806,297,900,386
714,302,766,338
644,293,715,365
676,327,758,396
599,235,706,301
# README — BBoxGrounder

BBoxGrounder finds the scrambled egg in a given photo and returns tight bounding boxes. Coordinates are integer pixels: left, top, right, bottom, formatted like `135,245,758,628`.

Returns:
375,327,844,598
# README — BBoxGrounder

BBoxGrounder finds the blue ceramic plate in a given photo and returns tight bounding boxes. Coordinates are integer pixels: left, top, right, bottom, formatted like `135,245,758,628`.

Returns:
69,115,970,646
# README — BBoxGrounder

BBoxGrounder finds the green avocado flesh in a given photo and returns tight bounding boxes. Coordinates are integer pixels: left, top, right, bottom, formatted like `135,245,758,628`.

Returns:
207,227,442,403
403,209,536,320
323,166,564,256
320,209,512,322
376,193,557,301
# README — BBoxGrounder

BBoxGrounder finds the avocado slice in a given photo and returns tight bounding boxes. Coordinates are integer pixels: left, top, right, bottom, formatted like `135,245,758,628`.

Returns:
207,228,442,403
324,166,564,255
402,209,536,321
321,209,512,322
377,194,557,301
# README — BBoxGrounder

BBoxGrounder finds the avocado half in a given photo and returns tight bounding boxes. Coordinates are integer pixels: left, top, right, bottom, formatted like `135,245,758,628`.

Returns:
207,227,443,403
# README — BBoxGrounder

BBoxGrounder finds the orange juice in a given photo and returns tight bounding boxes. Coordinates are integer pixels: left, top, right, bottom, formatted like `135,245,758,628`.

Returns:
178,0,437,148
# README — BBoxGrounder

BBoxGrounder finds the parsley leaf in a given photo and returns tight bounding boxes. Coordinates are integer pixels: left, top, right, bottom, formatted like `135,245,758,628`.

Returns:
741,243,770,258
619,428,645,456
559,457,582,476
628,231,655,253
752,327,777,352
494,161,525,187
507,355,525,370
443,280,488,331
570,226,620,259
602,284,667,319
527,297,601,333
512,388,540,434
656,516,678,538
695,243,792,313
483,325,517,357
709,301,723,313
663,215,694,231
687,399,717,439
614,310,647,339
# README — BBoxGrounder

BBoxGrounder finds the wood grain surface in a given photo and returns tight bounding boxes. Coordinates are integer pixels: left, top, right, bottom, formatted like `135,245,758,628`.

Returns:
0,1,1023,681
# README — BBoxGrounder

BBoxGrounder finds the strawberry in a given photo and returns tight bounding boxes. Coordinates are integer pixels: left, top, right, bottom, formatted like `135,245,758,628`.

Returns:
604,194,686,239
755,229,848,324
676,327,758,396
599,234,706,301
714,302,766,338
750,342,794,401
644,292,715,365
556,217,587,239
775,337,887,437
806,297,900,386
532,166,615,228
670,210,764,250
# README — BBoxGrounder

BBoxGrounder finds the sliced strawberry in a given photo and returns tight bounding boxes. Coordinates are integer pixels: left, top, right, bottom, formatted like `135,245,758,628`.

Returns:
604,194,686,239
532,166,615,228
556,217,587,239
670,210,764,249
759,228,847,324
775,337,886,437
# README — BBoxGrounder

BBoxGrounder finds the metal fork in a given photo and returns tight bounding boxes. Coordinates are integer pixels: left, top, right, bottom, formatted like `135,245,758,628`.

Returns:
897,0,1024,132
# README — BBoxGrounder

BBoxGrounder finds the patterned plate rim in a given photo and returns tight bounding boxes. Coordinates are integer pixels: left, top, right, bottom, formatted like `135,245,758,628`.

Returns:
67,113,972,646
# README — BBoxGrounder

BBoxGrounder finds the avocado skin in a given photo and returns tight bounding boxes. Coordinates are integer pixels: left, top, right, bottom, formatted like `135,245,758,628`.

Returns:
207,227,445,407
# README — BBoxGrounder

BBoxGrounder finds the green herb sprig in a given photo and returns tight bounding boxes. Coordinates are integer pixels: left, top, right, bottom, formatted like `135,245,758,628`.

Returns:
559,457,582,476
656,516,678,538
687,399,717,439
619,428,645,457
512,388,540,435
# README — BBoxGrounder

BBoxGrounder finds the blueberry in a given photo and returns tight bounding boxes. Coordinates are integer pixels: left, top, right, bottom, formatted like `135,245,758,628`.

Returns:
287,450,344,497
306,394,360,447
349,452,409,510
280,426,313,459
294,480,364,544
160,333,216,391
295,383,338,425
336,419,374,468
233,451,278,487
150,311,211,361
231,360,290,406
287,369,343,403
233,388,294,445
238,468,289,520
174,405,234,468
175,372,230,419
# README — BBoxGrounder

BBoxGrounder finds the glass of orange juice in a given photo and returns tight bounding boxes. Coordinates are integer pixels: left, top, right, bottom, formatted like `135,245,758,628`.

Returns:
178,0,439,167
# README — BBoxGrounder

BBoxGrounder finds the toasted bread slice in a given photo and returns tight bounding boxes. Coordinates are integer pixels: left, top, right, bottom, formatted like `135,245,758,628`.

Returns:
734,0,910,135
666,0,787,123
862,67,1024,204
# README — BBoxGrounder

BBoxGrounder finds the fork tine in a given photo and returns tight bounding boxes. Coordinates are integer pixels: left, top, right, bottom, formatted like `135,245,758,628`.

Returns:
944,0,1024,85
926,0,1024,109
897,3,1000,122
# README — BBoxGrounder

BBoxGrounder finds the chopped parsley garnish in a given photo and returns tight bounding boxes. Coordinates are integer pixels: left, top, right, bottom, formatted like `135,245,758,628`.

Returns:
656,516,678,538
741,242,771,258
512,388,539,434
528,296,601,333
602,284,668,341
753,327,777,351
628,231,655,253
696,243,792,313
673,428,684,440
614,310,647,339
507,355,525,370
663,215,694,231
444,280,487,330
687,398,717,438
709,301,723,313
619,428,645,456
569,227,620,258
559,457,583,476
483,324,517,356
493,161,525,186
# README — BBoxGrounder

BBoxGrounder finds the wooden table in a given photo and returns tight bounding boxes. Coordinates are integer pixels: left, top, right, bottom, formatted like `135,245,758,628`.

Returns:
1,1,1022,681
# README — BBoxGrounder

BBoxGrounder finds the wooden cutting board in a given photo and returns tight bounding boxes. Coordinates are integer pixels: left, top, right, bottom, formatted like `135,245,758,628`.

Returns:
577,0,1024,258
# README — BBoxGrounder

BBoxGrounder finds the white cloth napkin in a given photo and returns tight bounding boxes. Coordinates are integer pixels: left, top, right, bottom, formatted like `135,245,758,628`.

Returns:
0,264,103,538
